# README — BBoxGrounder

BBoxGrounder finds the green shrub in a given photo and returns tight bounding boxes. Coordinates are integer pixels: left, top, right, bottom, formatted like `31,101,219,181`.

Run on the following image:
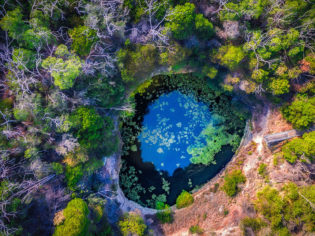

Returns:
282,96,315,130
53,198,89,236
70,107,116,154
41,55,82,90
176,190,194,209
258,163,267,177
156,202,172,224
254,186,284,229
119,213,147,236
52,162,63,175
189,225,204,234
282,131,315,163
241,217,266,233
65,164,84,190
68,26,98,56
222,169,246,197
165,3,196,40
215,45,245,70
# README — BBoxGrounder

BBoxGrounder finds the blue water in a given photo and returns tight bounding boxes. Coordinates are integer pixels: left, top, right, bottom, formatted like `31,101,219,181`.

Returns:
138,91,212,175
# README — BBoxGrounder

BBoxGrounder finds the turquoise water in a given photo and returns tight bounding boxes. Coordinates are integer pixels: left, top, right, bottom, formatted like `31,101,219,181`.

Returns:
138,91,212,175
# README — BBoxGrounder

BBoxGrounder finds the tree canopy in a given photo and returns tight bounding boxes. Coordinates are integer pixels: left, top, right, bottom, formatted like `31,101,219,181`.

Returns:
53,198,89,236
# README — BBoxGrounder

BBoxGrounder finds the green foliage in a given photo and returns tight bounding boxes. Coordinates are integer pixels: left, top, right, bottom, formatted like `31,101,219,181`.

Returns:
304,54,315,74
222,169,246,197
216,45,245,70
195,13,214,39
255,186,284,229
251,69,269,83
65,164,84,190
202,66,218,79
117,44,158,83
120,162,146,203
241,217,266,233
24,147,39,159
13,107,30,121
282,96,315,129
55,44,70,57
165,3,196,40
70,107,116,153
119,213,147,236
258,163,267,177
42,55,82,90
268,78,290,95
53,198,89,236
12,48,36,70
0,8,28,40
219,0,268,21
188,121,241,165
29,10,49,28
84,75,125,108
189,225,204,234
156,202,172,223
176,190,194,209
52,162,64,175
68,26,98,57
255,183,315,233
21,26,54,50
63,147,89,167
282,131,315,163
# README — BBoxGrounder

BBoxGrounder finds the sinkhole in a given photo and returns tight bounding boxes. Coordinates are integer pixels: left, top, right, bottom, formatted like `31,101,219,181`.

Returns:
119,74,248,208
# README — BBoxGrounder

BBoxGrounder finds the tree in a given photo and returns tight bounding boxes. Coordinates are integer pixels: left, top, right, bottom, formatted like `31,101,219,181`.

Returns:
41,55,82,90
216,45,245,70
282,96,315,129
12,48,36,70
68,26,98,57
84,75,125,108
21,26,54,50
53,198,89,236
195,13,214,39
222,169,246,197
70,107,116,154
118,213,147,236
268,78,290,95
65,164,84,190
0,8,28,40
254,183,315,233
282,131,315,163
176,190,194,209
165,3,196,40
117,43,158,83
251,69,269,83
254,186,284,229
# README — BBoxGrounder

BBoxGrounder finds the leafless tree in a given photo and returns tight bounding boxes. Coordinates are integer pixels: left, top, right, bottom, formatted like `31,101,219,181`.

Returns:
0,155,55,235
82,0,128,77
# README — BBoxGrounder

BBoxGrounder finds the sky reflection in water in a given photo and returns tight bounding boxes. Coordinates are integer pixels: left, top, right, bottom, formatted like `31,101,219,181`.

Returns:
138,91,212,175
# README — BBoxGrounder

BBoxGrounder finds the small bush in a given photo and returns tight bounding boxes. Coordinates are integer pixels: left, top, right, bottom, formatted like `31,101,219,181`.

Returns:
222,169,246,197
156,202,172,224
52,162,63,175
241,217,265,233
176,190,194,209
53,198,89,236
258,163,267,177
119,213,147,236
189,225,204,234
